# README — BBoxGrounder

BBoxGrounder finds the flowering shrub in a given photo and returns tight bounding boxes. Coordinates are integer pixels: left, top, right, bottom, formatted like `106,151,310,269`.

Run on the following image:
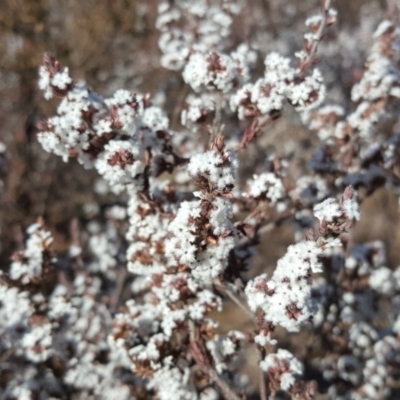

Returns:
1,1,400,399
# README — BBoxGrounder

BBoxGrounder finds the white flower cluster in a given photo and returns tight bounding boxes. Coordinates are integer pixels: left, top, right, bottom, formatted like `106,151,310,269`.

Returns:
38,86,103,163
188,147,238,192
9,223,53,284
260,349,303,391
126,194,170,276
183,52,239,93
1,227,132,399
302,105,345,140
181,93,216,128
37,69,171,193
183,47,256,94
358,336,400,399
104,89,144,133
313,193,360,222
147,358,197,400
0,285,32,347
231,52,325,120
313,237,400,399
206,330,246,373
246,240,322,332
303,19,400,191
38,64,72,100
156,0,242,70
165,198,235,284
346,21,400,139
165,200,202,266
246,172,285,202
109,282,223,395
313,197,341,222
95,139,144,193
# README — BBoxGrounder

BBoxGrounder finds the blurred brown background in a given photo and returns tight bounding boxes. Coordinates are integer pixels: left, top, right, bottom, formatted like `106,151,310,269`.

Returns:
0,0,398,271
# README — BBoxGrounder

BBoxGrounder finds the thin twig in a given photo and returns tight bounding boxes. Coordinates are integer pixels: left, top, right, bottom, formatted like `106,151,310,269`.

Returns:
258,349,268,400
110,268,127,312
257,209,294,236
188,321,242,400
299,0,332,78
207,368,243,400
217,281,254,319
210,92,224,142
